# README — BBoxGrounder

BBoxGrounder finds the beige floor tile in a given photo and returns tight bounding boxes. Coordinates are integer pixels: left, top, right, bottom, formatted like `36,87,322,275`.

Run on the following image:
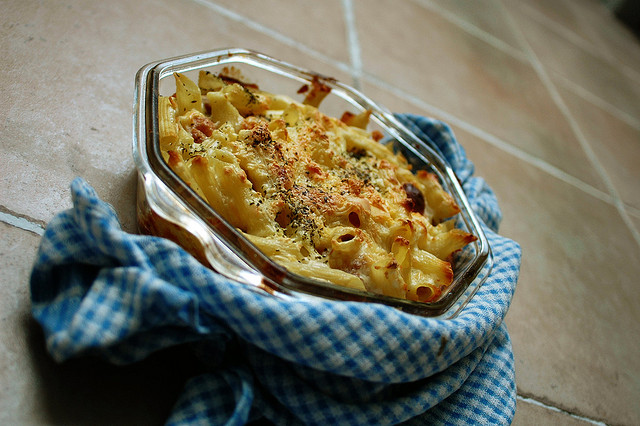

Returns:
555,83,640,210
201,0,350,65
355,0,607,194
1,0,350,232
629,214,640,248
0,224,38,344
513,398,600,426
504,0,640,121
3,1,640,425
0,222,198,424
486,152,640,425
0,223,41,424
505,0,606,47
628,208,640,228
569,1,640,74
354,79,640,424
482,144,640,424
417,0,526,54
507,0,640,74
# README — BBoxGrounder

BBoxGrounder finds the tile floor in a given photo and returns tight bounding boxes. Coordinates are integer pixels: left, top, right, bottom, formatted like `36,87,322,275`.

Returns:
2,0,639,424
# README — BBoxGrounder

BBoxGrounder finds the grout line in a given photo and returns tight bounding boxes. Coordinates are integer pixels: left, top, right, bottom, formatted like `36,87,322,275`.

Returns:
517,0,640,86
411,0,529,63
553,73,640,132
191,0,640,247
516,395,607,425
190,0,352,76
404,0,640,240
341,0,362,90
421,0,640,132
499,1,640,250
627,204,640,218
515,2,640,130
0,211,45,236
362,72,616,206
416,0,640,133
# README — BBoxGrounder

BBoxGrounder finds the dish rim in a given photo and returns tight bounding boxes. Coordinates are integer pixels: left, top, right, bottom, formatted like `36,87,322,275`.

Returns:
132,47,493,317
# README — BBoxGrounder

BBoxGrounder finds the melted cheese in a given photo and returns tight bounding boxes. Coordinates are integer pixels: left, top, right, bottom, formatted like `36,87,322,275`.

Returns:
158,71,476,302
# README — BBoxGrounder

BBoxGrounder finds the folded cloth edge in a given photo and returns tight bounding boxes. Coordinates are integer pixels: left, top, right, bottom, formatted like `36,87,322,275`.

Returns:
29,114,521,425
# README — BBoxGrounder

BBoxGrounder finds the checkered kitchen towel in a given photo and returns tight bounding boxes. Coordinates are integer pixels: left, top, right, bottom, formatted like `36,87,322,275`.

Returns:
30,115,521,425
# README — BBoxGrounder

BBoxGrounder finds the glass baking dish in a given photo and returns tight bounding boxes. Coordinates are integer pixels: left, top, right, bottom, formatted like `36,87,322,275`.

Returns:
132,48,492,318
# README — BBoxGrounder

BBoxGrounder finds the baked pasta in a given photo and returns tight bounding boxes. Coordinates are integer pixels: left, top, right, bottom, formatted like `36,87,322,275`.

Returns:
158,70,476,302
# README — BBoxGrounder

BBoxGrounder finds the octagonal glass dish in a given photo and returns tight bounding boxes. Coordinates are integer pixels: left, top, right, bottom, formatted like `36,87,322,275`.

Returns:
132,48,492,318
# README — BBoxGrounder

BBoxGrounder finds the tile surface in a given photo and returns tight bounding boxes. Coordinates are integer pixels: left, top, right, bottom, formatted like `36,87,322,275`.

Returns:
415,0,526,55
0,220,196,425
512,398,600,426
507,0,608,46
0,223,42,423
505,0,640,121
631,213,640,235
361,81,640,424
555,82,640,210
2,0,640,424
0,0,350,233
512,0,640,73
470,134,640,425
198,0,351,65
355,0,608,193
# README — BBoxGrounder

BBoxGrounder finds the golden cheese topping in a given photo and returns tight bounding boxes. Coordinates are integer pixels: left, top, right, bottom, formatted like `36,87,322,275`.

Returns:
158,70,476,302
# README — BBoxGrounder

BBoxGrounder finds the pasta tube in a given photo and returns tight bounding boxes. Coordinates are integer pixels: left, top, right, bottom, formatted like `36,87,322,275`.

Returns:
157,71,477,304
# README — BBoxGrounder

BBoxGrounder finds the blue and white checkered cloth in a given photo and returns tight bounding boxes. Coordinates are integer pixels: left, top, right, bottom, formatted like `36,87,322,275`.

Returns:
30,115,521,425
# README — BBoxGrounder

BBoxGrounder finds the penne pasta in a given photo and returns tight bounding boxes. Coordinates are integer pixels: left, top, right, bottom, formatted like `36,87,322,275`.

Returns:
158,96,178,150
174,72,204,115
282,260,367,292
159,71,476,303
407,249,454,302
